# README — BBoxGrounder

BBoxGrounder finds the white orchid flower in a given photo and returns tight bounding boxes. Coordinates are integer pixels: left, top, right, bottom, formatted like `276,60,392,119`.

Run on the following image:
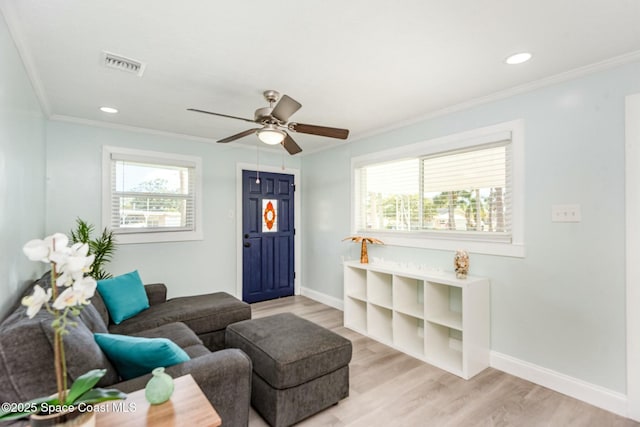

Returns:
52,287,81,310
66,243,92,272
23,233,70,264
23,239,51,263
70,242,89,257
73,276,97,304
83,254,95,272
21,285,52,318
55,270,72,287
44,233,71,266
56,243,94,287
52,276,96,309
48,248,70,267
45,233,69,252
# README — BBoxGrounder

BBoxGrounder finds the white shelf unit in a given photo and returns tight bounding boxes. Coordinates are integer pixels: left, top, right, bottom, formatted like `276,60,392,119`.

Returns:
343,261,490,379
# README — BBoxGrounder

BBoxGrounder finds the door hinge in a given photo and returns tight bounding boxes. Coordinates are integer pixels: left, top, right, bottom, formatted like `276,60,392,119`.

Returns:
294,228,296,235
291,184,296,192
294,272,296,279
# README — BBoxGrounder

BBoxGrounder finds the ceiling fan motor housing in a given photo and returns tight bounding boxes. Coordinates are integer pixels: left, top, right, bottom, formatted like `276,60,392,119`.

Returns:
254,107,275,123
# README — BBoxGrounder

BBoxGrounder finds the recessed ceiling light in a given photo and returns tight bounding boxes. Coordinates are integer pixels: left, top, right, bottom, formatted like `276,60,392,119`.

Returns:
100,106,119,114
505,52,532,65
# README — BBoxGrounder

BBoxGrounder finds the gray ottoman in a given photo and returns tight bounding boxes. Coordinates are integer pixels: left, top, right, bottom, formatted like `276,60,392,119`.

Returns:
225,313,352,427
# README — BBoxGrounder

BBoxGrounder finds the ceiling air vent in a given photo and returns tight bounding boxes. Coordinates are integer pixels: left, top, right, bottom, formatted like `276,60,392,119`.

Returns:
102,51,145,76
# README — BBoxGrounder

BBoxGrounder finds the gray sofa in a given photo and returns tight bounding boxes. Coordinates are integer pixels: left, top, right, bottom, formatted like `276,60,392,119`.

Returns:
0,272,253,426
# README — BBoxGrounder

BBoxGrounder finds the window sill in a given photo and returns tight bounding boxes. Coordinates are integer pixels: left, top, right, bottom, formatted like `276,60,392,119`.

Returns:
113,230,203,244
360,232,525,258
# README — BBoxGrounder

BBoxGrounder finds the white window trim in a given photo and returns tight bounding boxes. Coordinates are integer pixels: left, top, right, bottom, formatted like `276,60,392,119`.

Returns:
102,146,203,244
351,119,525,258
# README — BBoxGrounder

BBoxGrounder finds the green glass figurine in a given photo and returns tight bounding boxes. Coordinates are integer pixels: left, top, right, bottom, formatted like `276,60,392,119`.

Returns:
145,367,174,405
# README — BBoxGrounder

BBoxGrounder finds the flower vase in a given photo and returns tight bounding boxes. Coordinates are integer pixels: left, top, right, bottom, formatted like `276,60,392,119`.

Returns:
145,367,174,405
30,409,95,427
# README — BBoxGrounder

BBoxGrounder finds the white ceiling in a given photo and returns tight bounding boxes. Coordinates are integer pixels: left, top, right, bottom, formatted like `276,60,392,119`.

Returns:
2,0,640,155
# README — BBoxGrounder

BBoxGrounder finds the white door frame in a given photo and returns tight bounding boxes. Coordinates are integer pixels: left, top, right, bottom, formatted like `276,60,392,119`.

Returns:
625,93,640,421
235,163,301,300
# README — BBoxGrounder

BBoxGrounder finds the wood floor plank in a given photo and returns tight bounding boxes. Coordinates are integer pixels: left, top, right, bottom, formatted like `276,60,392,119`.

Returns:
247,296,637,427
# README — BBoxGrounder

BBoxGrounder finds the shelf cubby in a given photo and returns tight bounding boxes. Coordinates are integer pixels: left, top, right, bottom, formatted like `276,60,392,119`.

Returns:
344,297,367,333
393,276,424,318
367,303,393,344
393,312,425,358
367,271,393,308
424,321,463,375
344,266,367,301
425,281,462,330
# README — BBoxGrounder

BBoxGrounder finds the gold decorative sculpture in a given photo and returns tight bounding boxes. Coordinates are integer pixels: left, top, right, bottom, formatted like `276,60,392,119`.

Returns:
343,236,384,264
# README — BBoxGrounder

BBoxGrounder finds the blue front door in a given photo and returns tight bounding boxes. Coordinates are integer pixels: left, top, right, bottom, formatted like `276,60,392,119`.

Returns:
242,170,295,303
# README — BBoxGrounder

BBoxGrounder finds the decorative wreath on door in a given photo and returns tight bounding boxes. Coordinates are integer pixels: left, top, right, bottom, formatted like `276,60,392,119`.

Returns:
263,201,276,230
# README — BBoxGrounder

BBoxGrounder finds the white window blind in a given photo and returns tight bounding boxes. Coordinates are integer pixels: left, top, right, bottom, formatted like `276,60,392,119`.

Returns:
109,154,196,234
355,139,512,241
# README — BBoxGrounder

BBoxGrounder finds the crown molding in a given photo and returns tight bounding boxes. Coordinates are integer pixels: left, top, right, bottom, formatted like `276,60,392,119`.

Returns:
50,114,222,145
49,114,297,155
351,50,640,144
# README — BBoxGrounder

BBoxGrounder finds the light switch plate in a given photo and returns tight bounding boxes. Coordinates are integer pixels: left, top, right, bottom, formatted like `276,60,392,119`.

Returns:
551,204,581,222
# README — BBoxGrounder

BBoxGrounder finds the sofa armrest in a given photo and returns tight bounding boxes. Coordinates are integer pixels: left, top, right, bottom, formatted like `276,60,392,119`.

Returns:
112,349,251,427
144,283,167,306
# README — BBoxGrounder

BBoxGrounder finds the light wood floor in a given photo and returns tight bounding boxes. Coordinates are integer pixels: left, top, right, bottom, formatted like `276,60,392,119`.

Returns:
247,295,637,427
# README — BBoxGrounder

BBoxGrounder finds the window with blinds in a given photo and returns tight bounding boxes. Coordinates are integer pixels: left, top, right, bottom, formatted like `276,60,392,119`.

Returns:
103,147,202,243
354,129,517,245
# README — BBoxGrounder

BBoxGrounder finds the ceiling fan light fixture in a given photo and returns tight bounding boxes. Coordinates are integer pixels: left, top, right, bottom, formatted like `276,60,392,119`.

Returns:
257,125,285,145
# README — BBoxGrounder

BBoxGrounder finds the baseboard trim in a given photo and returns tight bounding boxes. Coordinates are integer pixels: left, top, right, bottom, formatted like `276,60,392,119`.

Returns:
490,351,628,418
300,287,344,311
304,292,629,418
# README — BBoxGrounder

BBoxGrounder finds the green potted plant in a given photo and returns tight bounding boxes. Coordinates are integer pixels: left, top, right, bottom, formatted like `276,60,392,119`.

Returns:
70,218,116,280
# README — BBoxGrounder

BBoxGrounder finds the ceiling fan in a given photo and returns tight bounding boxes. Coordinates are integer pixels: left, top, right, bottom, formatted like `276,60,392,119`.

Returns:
187,90,349,155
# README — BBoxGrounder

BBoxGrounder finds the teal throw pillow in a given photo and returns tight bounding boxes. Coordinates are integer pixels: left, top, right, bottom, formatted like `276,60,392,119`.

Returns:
94,333,190,380
97,270,149,324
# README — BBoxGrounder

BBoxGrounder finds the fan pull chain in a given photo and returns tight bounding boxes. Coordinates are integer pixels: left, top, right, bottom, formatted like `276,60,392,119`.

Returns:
256,139,261,184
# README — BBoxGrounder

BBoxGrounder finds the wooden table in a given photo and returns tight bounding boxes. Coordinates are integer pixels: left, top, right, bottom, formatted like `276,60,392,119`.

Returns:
95,374,221,427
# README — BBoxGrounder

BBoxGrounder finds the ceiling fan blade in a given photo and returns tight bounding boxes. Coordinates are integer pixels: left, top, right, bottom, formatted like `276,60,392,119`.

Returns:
271,95,302,122
187,108,255,124
289,122,349,140
282,132,303,155
217,128,260,143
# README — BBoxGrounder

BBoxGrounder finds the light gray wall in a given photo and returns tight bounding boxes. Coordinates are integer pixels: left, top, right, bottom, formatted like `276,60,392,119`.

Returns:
302,60,640,393
0,12,46,319
45,120,300,299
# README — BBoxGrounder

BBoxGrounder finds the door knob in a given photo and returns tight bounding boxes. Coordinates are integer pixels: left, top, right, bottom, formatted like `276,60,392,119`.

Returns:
244,242,251,248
